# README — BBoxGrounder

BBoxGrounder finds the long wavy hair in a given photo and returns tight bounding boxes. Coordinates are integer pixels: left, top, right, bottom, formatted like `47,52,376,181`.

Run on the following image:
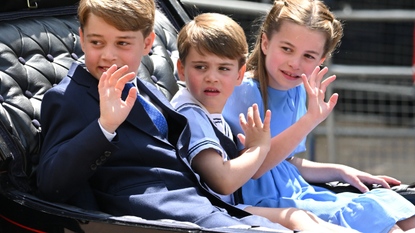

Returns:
247,0,343,112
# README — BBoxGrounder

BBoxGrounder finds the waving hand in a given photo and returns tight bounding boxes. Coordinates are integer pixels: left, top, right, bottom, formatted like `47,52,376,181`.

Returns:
302,66,338,125
98,65,137,133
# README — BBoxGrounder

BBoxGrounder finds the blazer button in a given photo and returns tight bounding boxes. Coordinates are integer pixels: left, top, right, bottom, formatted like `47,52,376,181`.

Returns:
104,151,111,157
91,164,97,170
100,156,106,161
96,159,102,166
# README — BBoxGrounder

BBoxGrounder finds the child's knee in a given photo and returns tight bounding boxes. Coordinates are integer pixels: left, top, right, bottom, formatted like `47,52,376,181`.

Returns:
288,208,322,224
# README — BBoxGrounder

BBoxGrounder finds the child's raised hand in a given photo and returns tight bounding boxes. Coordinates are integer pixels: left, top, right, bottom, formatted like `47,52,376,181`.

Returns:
98,64,137,133
302,66,338,126
237,104,271,153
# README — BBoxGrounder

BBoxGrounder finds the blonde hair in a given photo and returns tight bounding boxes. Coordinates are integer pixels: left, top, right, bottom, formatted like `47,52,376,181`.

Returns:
78,0,155,38
177,13,248,69
248,0,343,112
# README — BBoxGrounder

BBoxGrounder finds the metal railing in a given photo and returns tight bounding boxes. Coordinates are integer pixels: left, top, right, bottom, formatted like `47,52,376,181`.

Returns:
180,0,415,21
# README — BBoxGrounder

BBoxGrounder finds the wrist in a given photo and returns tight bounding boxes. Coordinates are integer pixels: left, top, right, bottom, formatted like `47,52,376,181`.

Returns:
332,164,348,181
98,118,117,134
301,112,321,128
258,144,271,157
245,144,270,158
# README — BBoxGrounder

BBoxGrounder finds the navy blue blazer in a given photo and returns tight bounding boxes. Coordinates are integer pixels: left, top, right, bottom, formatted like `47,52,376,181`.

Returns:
37,62,287,230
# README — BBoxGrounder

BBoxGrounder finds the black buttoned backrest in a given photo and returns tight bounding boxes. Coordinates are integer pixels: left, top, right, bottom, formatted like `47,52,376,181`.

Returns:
0,5,182,192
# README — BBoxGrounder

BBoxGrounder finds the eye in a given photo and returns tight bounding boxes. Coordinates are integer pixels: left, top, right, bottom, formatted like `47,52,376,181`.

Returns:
219,67,230,71
282,47,292,52
91,40,102,45
195,65,206,70
118,41,129,46
304,54,316,60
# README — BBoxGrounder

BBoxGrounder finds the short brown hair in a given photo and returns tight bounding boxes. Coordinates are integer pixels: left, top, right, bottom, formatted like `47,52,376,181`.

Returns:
177,13,248,69
78,0,155,37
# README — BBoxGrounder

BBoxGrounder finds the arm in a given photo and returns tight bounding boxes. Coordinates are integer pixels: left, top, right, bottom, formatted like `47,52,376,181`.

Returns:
192,104,271,195
253,66,338,178
259,66,400,191
38,65,136,202
289,157,401,193
38,115,118,202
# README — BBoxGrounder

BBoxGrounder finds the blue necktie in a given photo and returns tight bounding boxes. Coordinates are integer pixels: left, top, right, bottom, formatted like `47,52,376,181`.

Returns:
123,82,168,138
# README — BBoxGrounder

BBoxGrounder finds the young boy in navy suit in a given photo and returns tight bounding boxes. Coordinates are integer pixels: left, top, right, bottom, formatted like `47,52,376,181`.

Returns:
37,0,291,230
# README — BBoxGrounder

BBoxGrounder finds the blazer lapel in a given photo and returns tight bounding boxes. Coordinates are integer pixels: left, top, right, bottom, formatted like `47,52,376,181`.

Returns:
133,78,190,148
136,79,187,126
68,63,100,101
136,78,174,112
125,78,175,142
125,97,164,140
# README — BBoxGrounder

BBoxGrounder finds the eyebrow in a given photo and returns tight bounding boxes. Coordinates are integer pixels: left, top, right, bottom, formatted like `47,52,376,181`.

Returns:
191,61,235,66
86,34,136,40
282,41,321,56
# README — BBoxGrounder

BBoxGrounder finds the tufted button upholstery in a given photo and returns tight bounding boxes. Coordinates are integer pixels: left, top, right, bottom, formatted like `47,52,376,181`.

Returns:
138,11,180,100
0,15,82,184
0,7,181,191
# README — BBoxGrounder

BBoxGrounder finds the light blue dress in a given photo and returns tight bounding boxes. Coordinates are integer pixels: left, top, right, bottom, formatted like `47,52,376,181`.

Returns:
223,77,415,233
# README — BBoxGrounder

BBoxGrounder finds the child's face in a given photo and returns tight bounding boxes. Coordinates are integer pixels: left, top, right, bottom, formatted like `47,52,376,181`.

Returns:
79,13,155,80
261,20,326,91
178,47,245,114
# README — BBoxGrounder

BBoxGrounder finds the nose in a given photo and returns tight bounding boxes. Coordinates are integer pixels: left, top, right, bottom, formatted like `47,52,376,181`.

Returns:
204,69,218,83
288,55,301,70
101,45,117,62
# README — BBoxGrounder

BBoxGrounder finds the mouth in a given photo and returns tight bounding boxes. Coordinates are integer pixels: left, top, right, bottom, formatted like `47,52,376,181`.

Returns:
99,66,122,72
99,66,110,72
204,88,220,93
281,70,300,79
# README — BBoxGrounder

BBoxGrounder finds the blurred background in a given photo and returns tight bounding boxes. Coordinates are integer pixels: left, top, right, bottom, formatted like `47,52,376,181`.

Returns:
179,0,415,184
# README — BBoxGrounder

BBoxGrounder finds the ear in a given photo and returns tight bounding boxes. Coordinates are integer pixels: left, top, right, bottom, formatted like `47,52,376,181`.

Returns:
261,33,269,56
143,32,156,55
79,28,85,53
319,57,326,66
236,64,246,86
177,59,186,82
318,57,326,66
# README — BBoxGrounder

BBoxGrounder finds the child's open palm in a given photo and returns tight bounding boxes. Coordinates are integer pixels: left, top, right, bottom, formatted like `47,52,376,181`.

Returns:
237,104,272,153
302,66,338,126
98,65,137,134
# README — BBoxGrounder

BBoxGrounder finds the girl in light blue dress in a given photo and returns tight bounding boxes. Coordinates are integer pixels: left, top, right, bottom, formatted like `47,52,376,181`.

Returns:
223,0,415,233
